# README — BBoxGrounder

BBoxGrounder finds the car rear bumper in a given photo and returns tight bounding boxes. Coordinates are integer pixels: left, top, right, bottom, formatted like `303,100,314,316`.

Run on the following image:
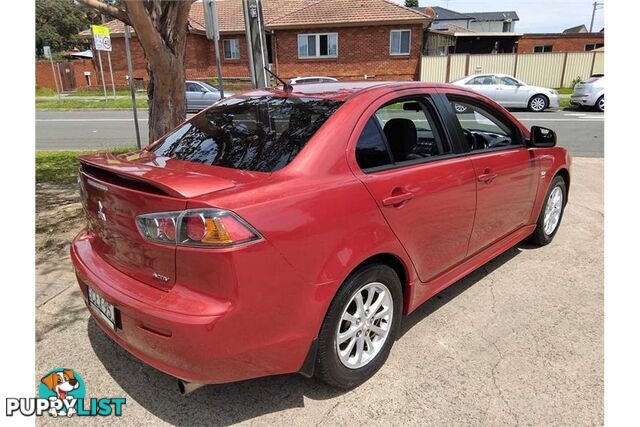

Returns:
570,93,597,106
71,230,317,384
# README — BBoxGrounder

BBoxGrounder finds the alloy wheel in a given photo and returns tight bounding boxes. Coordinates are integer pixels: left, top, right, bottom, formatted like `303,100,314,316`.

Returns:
598,97,604,112
336,282,393,369
530,96,546,112
543,186,563,235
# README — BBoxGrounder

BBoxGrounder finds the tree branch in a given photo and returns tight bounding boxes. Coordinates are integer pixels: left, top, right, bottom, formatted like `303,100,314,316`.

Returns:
124,0,166,60
76,0,131,26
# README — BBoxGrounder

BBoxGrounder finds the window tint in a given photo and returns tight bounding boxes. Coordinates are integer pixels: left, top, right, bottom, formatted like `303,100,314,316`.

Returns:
356,118,392,170
372,98,450,165
496,76,519,86
186,82,201,92
467,76,494,85
150,96,343,172
447,97,518,151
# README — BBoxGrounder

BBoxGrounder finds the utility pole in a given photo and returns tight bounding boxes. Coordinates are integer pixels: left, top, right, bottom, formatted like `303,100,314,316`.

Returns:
124,25,142,149
243,0,268,88
589,1,604,32
204,0,225,98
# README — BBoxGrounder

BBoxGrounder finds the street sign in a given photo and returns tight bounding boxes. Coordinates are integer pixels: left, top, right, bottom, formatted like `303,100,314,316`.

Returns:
91,25,112,52
43,46,51,59
203,0,220,41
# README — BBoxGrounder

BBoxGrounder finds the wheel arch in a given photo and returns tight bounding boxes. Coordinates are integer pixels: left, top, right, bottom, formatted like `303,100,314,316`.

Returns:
554,167,570,203
529,93,549,106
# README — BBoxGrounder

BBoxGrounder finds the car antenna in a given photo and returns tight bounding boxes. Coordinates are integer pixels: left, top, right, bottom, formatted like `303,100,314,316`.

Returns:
264,67,293,92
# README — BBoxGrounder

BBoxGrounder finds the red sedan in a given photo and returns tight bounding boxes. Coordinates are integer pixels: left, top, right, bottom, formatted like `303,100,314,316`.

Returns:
71,81,570,391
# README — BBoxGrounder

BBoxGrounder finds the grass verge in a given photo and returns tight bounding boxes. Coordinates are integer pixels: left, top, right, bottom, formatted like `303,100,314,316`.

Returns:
36,148,135,185
70,88,142,97
36,98,148,110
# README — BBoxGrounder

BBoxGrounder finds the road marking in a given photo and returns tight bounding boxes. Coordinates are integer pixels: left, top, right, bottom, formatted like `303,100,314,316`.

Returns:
518,118,603,122
36,118,149,122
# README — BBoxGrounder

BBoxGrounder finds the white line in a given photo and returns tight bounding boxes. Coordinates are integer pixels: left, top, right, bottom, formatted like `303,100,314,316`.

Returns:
36,118,148,122
518,118,603,122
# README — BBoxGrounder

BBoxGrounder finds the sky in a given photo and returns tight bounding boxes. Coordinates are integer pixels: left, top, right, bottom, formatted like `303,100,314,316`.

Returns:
391,0,605,33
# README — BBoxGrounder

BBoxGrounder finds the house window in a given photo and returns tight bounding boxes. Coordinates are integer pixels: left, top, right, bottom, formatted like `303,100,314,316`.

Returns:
502,21,512,32
533,45,553,53
223,39,240,59
585,43,604,51
390,29,411,55
297,33,338,58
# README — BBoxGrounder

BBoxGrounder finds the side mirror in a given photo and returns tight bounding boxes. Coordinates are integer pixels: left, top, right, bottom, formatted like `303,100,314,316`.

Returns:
528,125,556,147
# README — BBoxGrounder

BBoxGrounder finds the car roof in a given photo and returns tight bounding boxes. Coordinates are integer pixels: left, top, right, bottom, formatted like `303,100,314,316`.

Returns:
238,81,454,101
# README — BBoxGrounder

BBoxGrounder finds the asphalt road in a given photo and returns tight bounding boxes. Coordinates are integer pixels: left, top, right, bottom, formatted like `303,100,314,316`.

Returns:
35,157,603,425
35,109,604,157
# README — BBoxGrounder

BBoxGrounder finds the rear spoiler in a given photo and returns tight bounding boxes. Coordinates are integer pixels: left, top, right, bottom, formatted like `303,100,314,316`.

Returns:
79,152,235,199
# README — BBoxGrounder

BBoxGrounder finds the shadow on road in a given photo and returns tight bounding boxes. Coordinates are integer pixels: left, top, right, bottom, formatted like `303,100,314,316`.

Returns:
88,241,534,425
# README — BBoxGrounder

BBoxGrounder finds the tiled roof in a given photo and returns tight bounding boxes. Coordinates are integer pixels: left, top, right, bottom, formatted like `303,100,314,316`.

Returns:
80,0,429,37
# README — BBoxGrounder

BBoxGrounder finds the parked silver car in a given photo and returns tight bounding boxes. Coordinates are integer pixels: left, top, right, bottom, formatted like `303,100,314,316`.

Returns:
452,73,560,112
570,75,604,112
185,80,233,112
289,76,338,85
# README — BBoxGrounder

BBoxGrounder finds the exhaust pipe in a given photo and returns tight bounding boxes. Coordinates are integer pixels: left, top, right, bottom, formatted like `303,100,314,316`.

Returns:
177,379,207,396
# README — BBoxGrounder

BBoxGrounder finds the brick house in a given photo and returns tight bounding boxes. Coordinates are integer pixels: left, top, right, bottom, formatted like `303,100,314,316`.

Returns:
64,0,429,89
517,31,604,53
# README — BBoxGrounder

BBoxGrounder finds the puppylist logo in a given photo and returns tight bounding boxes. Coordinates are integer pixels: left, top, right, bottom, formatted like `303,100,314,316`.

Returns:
6,368,126,417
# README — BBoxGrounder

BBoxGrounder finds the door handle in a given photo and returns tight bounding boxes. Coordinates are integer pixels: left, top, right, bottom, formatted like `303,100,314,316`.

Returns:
382,191,414,207
477,169,498,183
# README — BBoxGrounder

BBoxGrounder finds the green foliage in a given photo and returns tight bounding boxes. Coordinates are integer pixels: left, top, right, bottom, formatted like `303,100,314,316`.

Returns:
570,76,583,88
36,148,135,184
36,87,57,97
404,0,419,7
35,0,101,56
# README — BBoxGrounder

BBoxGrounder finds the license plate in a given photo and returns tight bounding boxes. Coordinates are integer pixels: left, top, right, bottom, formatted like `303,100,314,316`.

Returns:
88,287,116,330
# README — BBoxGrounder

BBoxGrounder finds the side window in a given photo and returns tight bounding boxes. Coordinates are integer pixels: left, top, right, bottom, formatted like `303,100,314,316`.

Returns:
467,76,494,85
355,97,451,171
447,97,519,151
356,118,392,170
186,82,200,92
496,76,519,86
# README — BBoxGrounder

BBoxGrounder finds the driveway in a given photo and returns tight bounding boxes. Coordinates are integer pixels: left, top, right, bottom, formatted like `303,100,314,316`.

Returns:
35,157,603,425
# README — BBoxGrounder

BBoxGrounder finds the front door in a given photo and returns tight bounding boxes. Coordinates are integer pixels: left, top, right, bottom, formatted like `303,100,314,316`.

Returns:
353,96,477,282
443,94,538,255
494,75,526,107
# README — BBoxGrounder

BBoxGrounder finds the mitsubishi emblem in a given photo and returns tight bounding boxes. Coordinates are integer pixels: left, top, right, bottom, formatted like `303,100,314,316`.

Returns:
97,201,107,222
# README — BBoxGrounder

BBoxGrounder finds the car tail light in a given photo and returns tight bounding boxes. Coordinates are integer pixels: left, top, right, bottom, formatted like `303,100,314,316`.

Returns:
136,209,261,247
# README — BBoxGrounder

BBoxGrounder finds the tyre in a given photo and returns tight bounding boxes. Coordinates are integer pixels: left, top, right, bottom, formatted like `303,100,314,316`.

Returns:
596,95,604,112
528,95,548,112
528,175,566,246
315,264,402,389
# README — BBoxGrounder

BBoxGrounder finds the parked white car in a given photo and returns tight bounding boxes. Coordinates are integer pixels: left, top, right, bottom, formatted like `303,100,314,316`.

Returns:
290,76,338,85
570,75,604,112
452,73,560,112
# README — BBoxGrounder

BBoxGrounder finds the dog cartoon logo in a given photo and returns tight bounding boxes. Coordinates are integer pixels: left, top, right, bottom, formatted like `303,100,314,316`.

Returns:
39,368,86,417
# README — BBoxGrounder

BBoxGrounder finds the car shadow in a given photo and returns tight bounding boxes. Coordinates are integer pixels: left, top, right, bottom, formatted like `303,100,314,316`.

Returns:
88,241,534,424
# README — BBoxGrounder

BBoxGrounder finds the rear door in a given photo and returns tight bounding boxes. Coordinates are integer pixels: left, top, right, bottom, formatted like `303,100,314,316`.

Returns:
441,91,538,255
352,94,477,283
186,82,205,110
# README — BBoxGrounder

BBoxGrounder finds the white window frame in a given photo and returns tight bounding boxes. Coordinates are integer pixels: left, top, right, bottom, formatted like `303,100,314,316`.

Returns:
297,33,338,59
390,29,411,56
223,39,240,60
533,44,553,53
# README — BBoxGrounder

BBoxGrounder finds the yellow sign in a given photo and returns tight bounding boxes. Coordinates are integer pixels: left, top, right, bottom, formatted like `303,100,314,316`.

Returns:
91,25,112,52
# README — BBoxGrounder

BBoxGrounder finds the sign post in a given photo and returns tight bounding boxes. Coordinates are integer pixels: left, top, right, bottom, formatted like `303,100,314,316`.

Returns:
124,25,142,149
242,0,268,88
43,46,61,99
92,25,113,100
203,0,224,97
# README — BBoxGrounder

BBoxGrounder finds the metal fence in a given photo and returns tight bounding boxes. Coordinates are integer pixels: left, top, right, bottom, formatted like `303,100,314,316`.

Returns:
420,51,604,88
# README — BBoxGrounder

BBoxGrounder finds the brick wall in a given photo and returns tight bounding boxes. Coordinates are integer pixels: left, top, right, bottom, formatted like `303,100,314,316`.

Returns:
517,33,604,53
273,24,423,81
36,59,99,90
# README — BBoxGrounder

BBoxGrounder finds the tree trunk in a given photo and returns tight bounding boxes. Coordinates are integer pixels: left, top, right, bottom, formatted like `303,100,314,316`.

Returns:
77,0,192,142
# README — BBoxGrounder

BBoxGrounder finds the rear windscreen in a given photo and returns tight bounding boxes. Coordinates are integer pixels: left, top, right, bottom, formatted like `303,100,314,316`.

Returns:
149,95,343,172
